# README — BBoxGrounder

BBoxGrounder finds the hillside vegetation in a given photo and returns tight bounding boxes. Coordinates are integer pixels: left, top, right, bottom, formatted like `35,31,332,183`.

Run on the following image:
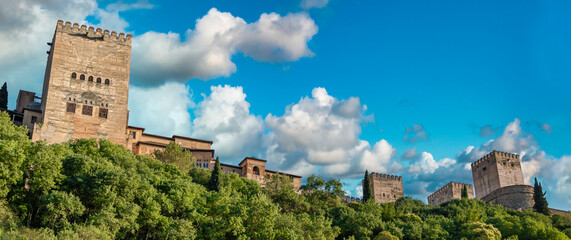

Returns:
0,112,569,239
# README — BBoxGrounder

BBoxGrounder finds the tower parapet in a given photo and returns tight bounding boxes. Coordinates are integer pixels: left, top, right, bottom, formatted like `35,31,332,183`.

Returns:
56,20,132,45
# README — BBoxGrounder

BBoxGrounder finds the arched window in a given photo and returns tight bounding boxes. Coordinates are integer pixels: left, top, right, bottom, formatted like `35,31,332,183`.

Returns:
80,74,85,80
253,166,260,175
105,79,110,85
88,76,93,82
96,77,101,84
71,73,77,79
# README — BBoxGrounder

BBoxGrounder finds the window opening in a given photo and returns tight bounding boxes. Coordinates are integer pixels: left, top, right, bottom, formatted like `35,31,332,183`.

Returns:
80,74,85,80
98,108,108,119
66,103,76,113
71,73,77,79
82,105,93,116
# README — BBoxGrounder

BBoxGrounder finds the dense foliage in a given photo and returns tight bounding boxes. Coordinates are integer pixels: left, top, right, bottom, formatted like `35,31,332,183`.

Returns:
0,111,569,239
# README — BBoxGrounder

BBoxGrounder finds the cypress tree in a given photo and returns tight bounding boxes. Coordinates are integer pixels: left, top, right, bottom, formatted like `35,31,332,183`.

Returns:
207,157,223,191
0,82,7,110
461,185,468,199
362,170,373,202
533,178,550,215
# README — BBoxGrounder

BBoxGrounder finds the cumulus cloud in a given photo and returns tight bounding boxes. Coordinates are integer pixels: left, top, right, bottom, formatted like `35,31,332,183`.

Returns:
264,87,399,178
128,82,194,136
131,8,318,86
300,0,330,9
402,124,428,143
191,85,264,159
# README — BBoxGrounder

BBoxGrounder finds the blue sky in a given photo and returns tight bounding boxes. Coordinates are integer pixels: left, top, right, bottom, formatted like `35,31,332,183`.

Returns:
1,0,570,210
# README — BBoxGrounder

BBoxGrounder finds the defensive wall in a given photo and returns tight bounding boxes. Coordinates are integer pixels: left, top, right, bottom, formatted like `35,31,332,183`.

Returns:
427,182,474,206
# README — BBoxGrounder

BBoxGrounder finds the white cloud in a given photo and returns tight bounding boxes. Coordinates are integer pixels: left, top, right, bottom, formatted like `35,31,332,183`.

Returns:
191,85,264,159
131,8,318,86
264,87,399,178
408,152,439,174
300,0,330,9
128,82,194,136
355,185,363,198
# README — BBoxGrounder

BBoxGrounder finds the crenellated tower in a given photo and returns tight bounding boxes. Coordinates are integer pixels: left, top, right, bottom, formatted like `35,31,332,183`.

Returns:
471,150,524,199
32,20,132,146
365,172,404,203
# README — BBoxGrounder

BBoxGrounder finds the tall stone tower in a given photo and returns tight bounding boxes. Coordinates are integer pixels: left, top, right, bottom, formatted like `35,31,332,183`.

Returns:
471,150,524,199
365,172,404,203
32,20,132,146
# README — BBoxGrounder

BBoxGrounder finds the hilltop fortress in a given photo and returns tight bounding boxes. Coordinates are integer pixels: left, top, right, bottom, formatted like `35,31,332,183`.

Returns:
427,150,534,210
1,20,543,209
5,20,301,189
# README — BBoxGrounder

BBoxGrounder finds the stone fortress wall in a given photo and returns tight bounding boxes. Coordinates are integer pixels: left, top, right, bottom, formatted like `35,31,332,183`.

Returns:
367,172,404,203
481,184,534,210
427,182,474,206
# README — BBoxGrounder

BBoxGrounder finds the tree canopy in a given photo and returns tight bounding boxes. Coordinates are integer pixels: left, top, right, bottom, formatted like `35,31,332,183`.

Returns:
0,111,569,239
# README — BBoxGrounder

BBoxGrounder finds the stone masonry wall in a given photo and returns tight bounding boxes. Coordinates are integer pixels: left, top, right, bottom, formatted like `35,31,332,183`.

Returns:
368,172,404,203
427,182,474,206
34,20,131,146
471,151,523,199
481,185,534,210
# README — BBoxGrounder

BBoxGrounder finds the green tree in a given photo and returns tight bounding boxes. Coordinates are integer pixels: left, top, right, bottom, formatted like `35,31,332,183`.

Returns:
0,82,7,110
153,142,194,174
0,111,30,198
363,170,373,202
207,157,223,191
461,185,468,199
533,178,550,215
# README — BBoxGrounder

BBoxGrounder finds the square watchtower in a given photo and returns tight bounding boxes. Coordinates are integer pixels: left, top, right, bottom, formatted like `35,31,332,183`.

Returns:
471,150,524,199
366,172,404,203
32,20,132,146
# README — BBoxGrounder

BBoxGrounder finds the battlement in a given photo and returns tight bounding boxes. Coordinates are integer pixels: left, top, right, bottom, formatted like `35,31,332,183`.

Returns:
427,181,472,201
341,196,363,203
471,150,519,168
56,20,132,45
369,172,403,182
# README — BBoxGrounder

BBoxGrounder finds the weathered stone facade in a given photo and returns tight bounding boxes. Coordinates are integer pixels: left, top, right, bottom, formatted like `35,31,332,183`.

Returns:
427,182,474,206
471,150,524,199
366,172,404,203
471,151,533,210
32,20,132,146
480,185,534,210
